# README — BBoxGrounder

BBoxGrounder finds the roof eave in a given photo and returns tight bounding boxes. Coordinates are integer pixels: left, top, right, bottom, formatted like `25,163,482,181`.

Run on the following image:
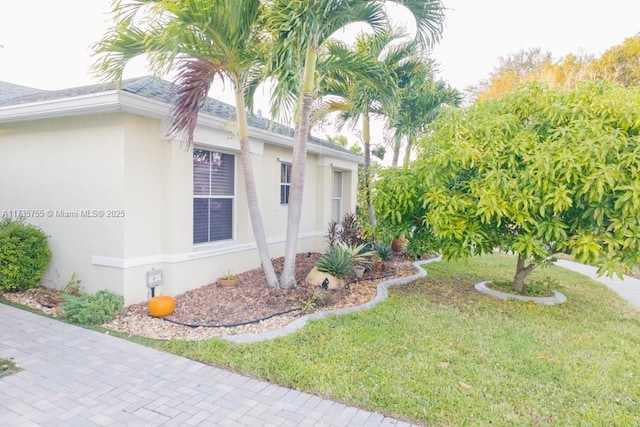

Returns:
0,90,364,164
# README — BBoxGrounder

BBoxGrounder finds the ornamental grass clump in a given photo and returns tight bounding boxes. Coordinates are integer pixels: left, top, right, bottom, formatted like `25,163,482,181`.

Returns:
61,290,124,325
0,219,51,291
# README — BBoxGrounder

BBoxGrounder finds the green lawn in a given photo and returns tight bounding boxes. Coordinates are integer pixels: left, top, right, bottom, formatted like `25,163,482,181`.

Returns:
162,254,640,426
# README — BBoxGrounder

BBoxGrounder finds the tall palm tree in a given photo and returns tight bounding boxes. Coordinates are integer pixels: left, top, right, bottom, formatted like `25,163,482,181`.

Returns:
391,74,460,168
317,27,424,227
92,0,280,287
266,0,446,288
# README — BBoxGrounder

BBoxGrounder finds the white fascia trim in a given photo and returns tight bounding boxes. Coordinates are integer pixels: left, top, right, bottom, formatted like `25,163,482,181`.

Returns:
91,231,324,269
0,90,363,163
0,91,122,123
249,126,363,164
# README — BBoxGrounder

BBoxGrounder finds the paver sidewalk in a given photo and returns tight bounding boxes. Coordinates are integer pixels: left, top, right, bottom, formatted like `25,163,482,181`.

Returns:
555,259,640,309
0,304,417,426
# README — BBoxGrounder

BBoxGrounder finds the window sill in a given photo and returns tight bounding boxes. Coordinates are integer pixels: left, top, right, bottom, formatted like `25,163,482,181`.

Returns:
192,240,236,252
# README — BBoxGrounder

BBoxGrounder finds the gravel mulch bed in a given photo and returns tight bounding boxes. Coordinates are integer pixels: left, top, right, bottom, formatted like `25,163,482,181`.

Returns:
1,252,421,342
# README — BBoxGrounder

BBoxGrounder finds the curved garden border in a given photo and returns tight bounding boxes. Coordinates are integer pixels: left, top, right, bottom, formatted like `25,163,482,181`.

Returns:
474,281,567,305
224,256,442,343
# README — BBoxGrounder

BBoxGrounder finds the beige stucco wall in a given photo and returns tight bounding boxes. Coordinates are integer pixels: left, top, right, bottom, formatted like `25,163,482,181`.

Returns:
0,114,127,296
1,108,361,304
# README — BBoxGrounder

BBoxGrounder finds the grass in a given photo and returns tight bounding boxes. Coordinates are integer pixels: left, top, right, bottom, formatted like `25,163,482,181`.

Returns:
161,253,640,426
0,358,20,378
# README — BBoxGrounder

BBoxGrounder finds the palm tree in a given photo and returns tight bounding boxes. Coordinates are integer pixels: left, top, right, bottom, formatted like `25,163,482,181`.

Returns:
92,0,280,287
265,0,446,288
391,75,460,168
316,27,424,227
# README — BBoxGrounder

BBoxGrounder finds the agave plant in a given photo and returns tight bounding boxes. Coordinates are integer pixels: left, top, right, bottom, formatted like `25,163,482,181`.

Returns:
372,241,393,261
316,247,353,278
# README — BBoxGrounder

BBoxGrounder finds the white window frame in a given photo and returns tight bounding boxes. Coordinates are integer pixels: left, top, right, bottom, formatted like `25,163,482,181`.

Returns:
193,148,235,245
331,169,343,222
280,162,292,206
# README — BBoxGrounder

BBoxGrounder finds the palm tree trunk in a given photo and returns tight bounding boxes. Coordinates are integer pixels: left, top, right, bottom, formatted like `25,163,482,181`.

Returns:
234,84,279,288
391,133,402,168
362,112,375,227
402,136,413,169
280,43,317,288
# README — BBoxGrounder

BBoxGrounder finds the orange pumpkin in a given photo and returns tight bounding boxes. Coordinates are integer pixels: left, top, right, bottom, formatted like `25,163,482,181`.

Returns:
148,295,175,317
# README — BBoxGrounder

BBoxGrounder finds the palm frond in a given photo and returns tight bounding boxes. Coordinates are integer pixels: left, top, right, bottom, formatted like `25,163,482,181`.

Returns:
168,57,224,144
389,0,446,49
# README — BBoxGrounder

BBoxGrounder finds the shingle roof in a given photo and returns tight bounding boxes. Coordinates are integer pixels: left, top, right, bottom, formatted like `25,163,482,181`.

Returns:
0,76,355,156
0,81,48,104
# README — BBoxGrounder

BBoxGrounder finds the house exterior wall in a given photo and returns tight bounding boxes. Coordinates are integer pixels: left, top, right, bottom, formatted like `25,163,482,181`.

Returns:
0,105,360,304
0,114,127,296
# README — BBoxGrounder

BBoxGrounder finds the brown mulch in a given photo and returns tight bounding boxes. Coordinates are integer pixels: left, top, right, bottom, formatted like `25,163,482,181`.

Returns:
1,252,423,340
126,252,417,327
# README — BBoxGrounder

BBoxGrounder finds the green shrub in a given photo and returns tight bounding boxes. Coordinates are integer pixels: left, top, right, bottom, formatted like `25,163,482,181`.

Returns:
0,219,52,291
316,248,353,278
61,290,124,325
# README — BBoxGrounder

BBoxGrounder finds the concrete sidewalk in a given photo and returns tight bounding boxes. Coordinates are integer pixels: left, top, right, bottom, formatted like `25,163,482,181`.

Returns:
0,304,417,426
555,259,640,309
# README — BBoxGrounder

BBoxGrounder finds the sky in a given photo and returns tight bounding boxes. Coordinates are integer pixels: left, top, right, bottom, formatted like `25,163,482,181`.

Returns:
1,1,638,103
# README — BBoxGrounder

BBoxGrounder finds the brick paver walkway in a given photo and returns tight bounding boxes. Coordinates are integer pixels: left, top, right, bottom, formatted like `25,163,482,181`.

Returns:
0,304,417,426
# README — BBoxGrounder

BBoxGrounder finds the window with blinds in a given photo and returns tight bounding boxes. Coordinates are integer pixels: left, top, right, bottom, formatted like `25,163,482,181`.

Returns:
331,170,343,222
193,149,235,244
280,162,291,205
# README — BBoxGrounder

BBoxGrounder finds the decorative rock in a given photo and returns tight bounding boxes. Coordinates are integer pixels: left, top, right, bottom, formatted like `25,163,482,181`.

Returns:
305,267,347,290
474,281,567,305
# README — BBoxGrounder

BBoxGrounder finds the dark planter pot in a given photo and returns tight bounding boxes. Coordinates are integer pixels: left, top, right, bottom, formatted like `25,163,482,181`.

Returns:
391,237,407,252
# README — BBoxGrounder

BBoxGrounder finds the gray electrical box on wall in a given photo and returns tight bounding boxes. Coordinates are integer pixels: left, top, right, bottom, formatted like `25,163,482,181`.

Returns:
146,268,162,288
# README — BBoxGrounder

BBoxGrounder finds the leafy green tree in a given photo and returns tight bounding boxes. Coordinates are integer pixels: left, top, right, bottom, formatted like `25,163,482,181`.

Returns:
375,81,640,293
325,134,361,154
266,0,445,287
590,33,640,86
473,48,554,100
93,0,280,287
473,35,640,101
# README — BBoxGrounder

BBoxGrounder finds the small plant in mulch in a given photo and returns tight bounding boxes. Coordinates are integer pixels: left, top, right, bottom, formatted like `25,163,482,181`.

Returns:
289,287,325,313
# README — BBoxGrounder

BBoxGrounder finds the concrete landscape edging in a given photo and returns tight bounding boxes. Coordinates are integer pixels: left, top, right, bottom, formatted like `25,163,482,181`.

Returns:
224,256,442,343
474,281,567,305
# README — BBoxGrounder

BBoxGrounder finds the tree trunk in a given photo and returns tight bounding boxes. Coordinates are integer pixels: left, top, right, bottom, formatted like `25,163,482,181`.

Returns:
391,133,402,168
362,112,376,227
234,84,279,288
280,44,317,289
513,253,537,294
402,137,413,169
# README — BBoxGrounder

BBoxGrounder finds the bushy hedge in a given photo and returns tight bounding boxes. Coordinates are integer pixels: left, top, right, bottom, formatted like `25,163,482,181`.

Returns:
0,219,52,291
